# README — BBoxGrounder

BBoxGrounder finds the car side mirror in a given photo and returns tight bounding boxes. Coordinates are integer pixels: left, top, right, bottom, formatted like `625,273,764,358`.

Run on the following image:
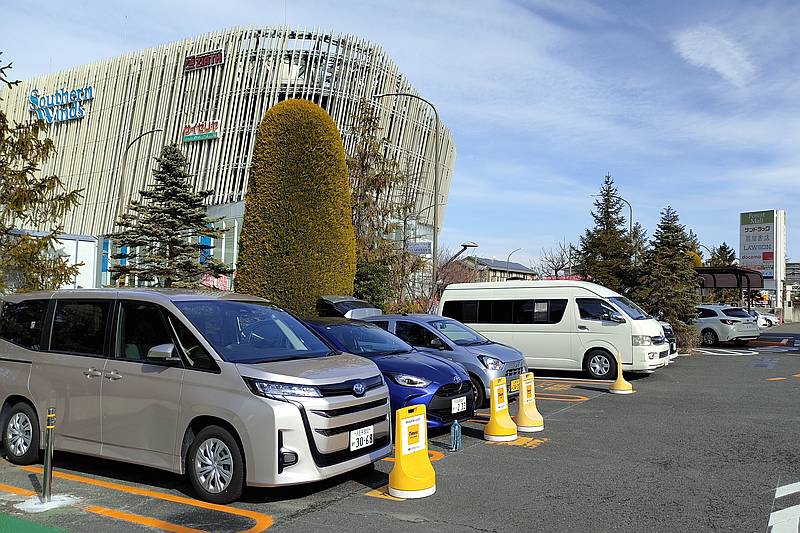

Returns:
147,343,179,361
605,311,626,323
429,337,446,350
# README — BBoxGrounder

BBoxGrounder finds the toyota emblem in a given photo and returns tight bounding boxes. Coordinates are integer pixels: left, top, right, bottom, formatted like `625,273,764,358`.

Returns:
453,375,462,384
353,382,366,396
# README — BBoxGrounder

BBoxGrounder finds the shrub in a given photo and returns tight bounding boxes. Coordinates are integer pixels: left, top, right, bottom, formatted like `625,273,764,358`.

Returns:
236,100,356,316
673,321,699,354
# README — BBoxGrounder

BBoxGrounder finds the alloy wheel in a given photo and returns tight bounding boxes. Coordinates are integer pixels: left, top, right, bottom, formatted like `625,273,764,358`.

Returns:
194,437,234,494
590,354,611,377
6,413,32,457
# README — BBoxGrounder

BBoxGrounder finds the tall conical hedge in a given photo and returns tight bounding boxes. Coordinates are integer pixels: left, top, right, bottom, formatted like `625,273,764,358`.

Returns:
236,99,356,316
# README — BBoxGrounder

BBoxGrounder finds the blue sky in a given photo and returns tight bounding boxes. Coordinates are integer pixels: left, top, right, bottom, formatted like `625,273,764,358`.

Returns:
4,0,799,266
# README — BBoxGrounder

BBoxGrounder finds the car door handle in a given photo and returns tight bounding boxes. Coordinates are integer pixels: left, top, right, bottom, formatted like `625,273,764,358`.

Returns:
83,368,102,378
578,325,589,331
104,371,123,381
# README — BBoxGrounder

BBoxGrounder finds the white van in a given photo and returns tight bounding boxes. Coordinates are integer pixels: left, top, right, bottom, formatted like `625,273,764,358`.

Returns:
439,280,669,379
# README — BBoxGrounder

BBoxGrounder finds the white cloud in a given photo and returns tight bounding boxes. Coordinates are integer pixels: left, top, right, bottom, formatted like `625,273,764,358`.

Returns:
673,25,756,88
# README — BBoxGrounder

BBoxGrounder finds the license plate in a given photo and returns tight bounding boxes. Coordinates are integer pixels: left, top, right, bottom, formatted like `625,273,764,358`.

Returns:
510,379,520,392
451,396,467,414
349,425,374,452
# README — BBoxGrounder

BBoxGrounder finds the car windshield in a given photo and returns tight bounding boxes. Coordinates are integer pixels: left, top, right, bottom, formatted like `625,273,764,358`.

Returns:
429,319,490,346
314,322,414,356
723,308,752,318
609,296,650,320
174,300,332,363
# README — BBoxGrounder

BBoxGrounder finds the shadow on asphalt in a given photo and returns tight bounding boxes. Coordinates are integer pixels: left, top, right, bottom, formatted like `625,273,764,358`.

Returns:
533,369,652,381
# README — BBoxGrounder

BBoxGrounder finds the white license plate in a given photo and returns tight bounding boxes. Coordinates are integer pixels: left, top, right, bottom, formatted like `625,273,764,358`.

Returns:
451,396,467,414
349,425,374,452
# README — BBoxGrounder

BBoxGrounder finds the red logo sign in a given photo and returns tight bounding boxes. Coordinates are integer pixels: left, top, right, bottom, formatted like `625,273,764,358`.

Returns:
762,251,774,261
184,50,224,72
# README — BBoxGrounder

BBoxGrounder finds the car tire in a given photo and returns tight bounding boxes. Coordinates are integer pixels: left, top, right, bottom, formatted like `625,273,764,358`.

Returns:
584,350,616,380
187,425,244,504
701,329,718,347
2,402,40,465
765,319,773,328
470,376,486,409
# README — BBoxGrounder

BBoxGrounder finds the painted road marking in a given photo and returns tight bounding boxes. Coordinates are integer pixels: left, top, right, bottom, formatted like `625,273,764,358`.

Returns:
21,466,273,532
485,436,549,449
382,449,444,463
767,377,787,381
768,481,800,532
695,348,760,356
365,485,405,501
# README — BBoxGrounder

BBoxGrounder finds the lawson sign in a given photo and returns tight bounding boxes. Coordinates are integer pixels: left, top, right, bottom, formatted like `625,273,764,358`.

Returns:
29,85,94,124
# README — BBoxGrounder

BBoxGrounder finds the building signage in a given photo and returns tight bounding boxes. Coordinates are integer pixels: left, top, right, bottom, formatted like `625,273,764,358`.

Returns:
183,120,220,142
28,85,94,124
184,49,224,72
408,241,433,256
740,210,776,278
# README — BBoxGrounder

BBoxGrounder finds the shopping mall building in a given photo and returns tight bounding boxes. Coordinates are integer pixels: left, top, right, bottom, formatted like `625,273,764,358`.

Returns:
0,26,456,289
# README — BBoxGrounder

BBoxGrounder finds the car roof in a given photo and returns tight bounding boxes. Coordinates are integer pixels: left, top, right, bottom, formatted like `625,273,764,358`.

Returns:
697,304,743,309
305,317,371,327
443,280,622,297
368,314,443,322
1,288,269,304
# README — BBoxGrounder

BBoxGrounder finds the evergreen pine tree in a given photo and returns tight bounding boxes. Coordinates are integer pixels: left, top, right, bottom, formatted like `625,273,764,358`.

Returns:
706,241,739,304
0,54,82,292
578,174,634,294
109,144,230,288
638,206,700,348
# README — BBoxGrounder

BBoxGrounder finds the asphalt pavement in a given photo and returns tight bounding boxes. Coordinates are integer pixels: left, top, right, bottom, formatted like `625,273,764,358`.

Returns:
0,346,798,532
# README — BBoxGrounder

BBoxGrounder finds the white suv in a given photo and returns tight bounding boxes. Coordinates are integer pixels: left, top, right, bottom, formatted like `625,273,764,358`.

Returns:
696,305,761,346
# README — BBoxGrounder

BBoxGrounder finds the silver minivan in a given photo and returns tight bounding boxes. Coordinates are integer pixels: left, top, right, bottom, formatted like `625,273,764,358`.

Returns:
0,289,391,503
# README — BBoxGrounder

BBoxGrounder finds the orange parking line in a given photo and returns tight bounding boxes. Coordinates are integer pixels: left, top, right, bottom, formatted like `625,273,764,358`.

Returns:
767,377,787,381
382,449,444,462
22,466,273,533
537,393,590,402
87,506,204,533
0,481,37,497
536,378,610,386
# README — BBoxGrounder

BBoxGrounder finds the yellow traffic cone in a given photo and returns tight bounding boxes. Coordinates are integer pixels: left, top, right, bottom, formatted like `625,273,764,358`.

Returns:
388,405,436,498
514,372,544,432
483,377,518,441
609,351,635,395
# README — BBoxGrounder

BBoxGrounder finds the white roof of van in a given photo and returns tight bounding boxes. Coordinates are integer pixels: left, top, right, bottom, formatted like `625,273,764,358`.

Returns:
443,280,622,298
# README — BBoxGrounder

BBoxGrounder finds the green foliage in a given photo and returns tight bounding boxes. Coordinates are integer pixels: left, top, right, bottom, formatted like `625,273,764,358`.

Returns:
637,206,700,336
705,241,739,304
578,174,634,294
0,56,82,292
236,99,356,316
109,144,230,288
354,259,394,310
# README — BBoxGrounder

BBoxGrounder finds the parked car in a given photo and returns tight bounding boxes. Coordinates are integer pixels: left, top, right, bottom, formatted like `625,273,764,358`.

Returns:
0,290,392,504
305,318,474,428
363,314,525,408
439,280,669,380
696,304,761,346
659,321,679,363
747,309,779,328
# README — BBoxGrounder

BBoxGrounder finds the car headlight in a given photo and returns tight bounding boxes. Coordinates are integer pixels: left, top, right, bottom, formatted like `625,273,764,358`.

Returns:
479,355,504,370
632,335,652,346
244,378,321,398
390,374,432,387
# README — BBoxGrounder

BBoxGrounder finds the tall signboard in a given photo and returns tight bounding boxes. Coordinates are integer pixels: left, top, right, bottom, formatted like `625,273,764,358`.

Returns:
740,210,786,306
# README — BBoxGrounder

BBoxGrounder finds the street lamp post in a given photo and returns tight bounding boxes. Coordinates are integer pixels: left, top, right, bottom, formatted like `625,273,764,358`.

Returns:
116,128,164,218
506,247,523,279
373,92,442,301
441,241,479,269
592,192,632,236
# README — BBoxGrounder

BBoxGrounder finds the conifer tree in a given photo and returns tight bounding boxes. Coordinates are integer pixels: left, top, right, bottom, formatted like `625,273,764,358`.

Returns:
638,206,700,347
578,174,634,294
0,54,82,292
109,144,230,288
706,242,739,304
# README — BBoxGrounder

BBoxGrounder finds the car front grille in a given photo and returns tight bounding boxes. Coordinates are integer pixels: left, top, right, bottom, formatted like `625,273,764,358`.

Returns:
427,381,474,424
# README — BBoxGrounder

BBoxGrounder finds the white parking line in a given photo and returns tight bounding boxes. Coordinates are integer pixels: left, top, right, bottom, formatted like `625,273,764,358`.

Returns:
769,481,800,533
694,348,760,356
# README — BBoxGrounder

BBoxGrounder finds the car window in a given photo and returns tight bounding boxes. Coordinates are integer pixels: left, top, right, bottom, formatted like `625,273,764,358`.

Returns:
576,298,618,321
318,323,413,356
696,308,718,318
395,321,440,348
429,319,489,345
722,308,751,318
512,299,568,324
50,300,111,356
167,314,217,371
0,299,49,350
371,320,389,331
115,301,175,363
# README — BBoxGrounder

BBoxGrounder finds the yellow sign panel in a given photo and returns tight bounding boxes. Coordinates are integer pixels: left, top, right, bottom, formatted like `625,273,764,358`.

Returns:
510,379,520,392
525,383,534,404
389,405,436,498
408,424,420,446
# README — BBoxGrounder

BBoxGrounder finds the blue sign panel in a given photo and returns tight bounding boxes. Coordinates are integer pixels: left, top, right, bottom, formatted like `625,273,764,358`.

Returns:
29,86,94,124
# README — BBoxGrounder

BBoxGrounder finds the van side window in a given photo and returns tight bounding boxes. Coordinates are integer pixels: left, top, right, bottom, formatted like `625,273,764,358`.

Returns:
577,298,617,321
50,300,111,356
115,301,174,362
395,321,439,348
0,300,49,350
513,299,568,324
445,299,568,325
167,314,217,371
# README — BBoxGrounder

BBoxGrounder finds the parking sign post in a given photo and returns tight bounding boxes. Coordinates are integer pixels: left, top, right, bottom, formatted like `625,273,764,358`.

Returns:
483,377,518,442
388,405,436,498
42,407,56,503
514,372,544,433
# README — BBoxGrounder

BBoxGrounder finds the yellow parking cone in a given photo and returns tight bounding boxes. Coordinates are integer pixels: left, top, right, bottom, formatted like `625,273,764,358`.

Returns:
514,372,544,432
388,405,436,498
609,351,635,395
483,377,518,442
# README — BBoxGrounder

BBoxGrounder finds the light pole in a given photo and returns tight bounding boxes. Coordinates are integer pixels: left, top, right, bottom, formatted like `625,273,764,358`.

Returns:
116,128,164,218
698,244,713,264
506,247,523,279
441,241,479,269
373,92,442,301
592,192,632,236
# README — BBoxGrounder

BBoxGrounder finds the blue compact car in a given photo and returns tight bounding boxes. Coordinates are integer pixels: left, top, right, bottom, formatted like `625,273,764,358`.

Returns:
306,318,474,428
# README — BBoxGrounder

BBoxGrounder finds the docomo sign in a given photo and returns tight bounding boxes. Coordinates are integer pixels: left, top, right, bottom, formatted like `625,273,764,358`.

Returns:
183,120,220,142
184,49,224,72
740,210,775,279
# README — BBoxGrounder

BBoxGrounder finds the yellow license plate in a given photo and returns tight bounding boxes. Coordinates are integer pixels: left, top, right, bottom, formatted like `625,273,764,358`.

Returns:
510,379,520,392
